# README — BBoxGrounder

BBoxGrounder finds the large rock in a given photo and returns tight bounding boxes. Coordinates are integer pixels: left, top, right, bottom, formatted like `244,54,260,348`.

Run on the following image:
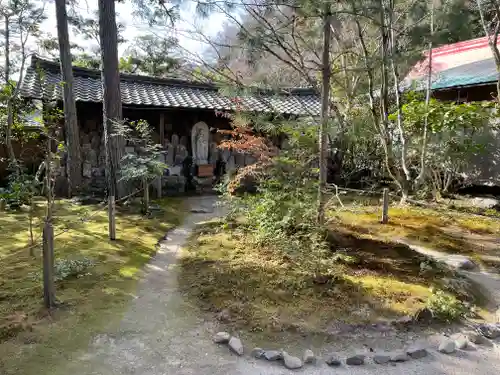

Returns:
438,339,456,354
228,337,243,356
213,332,231,344
346,354,365,366
283,352,303,369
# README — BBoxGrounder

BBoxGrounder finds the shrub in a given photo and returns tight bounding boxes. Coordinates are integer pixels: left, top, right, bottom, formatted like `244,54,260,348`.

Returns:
31,257,95,282
426,290,469,322
54,258,95,281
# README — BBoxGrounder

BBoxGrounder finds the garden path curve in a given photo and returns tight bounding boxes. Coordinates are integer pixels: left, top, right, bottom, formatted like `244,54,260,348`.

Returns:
55,196,500,375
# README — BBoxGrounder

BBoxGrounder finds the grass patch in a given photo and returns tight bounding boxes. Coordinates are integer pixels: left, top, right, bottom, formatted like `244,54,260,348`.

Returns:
179,221,478,336
328,197,500,260
0,197,184,375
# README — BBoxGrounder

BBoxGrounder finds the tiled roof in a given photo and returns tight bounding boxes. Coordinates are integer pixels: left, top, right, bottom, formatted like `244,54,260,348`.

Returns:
20,56,320,116
405,57,498,91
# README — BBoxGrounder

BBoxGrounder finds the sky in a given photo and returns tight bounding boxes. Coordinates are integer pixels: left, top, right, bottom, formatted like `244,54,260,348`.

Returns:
37,0,230,60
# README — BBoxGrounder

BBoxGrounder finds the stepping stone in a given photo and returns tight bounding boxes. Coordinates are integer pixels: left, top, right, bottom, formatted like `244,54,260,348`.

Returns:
406,345,428,359
213,331,231,344
464,330,493,345
251,347,265,359
346,354,365,365
283,352,303,369
263,350,282,361
438,339,456,354
303,349,316,364
478,323,500,339
228,337,243,356
326,355,341,367
451,333,469,349
390,352,410,362
373,354,391,364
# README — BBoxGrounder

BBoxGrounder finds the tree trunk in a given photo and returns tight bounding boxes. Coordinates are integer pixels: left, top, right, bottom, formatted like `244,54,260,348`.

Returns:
43,129,56,308
4,14,16,168
98,0,125,199
55,0,82,197
416,0,434,187
317,6,332,225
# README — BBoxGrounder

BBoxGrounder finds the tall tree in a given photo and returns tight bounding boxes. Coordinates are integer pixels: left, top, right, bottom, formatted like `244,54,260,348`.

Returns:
98,0,125,205
0,0,45,169
317,3,332,224
55,0,81,196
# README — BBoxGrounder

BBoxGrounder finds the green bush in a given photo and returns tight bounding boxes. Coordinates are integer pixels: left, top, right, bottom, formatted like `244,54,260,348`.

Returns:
426,290,469,322
31,257,95,282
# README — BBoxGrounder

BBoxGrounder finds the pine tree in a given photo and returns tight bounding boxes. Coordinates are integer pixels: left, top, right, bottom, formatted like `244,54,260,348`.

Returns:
55,0,82,196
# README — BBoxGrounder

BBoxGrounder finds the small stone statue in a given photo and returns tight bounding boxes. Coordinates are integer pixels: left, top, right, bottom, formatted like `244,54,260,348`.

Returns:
171,133,179,148
175,144,188,165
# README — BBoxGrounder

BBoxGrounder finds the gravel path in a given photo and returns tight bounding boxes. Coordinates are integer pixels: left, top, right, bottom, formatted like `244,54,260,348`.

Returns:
55,196,500,375
400,240,500,309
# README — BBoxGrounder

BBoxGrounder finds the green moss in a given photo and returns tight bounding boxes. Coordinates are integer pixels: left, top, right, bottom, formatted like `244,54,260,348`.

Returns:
0,197,184,375
178,222,476,337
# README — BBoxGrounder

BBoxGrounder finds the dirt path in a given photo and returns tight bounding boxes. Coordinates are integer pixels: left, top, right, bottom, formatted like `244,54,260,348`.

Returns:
53,196,500,375
400,240,500,310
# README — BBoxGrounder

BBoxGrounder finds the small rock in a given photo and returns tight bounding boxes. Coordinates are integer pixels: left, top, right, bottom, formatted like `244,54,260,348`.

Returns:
346,354,365,366
406,345,428,359
464,330,483,344
390,353,410,362
457,258,476,270
392,315,412,326
438,339,456,354
251,347,265,359
216,309,231,322
263,350,283,361
451,333,469,349
228,337,243,356
283,352,303,369
303,349,316,364
478,323,500,339
467,330,494,346
372,323,393,332
373,354,391,364
414,307,434,323
213,331,231,344
325,355,341,367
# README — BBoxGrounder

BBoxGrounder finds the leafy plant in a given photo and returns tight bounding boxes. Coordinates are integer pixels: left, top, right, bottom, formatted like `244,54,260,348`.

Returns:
426,289,469,322
31,257,95,282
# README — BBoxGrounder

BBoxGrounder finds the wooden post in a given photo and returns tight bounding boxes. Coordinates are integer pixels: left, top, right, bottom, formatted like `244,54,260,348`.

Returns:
159,113,165,146
381,188,389,224
42,221,55,308
143,177,149,213
108,195,116,240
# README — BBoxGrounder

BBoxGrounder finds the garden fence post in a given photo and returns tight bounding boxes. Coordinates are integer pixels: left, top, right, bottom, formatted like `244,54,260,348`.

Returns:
381,188,389,224
109,195,116,240
42,221,55,308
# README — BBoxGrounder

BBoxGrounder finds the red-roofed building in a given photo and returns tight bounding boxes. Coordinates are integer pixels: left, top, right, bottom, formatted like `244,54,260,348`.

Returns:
405,36,500,102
